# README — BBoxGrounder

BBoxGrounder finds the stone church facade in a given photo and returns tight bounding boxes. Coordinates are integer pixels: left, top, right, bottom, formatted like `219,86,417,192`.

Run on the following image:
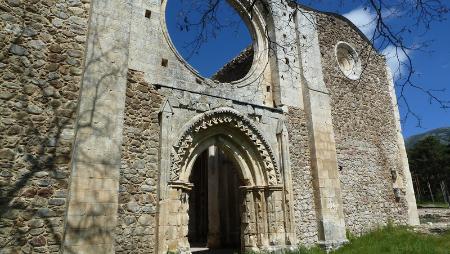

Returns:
0,0,419,253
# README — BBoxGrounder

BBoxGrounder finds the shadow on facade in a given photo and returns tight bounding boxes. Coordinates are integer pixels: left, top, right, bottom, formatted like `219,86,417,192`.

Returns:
0,3,127,251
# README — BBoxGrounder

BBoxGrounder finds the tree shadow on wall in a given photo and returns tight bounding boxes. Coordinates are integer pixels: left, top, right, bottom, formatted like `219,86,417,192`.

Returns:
0,2,129,253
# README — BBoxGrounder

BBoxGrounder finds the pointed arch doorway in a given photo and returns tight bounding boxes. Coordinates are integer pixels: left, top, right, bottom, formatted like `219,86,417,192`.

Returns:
188,146,243,252
157,108,296,254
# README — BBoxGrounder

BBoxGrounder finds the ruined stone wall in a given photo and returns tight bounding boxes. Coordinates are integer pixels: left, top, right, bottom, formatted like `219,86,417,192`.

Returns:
0,0,416,252
0,0,90,252
115,70,163,253
316,13,409,234
286,107,318,245
211,46,254,83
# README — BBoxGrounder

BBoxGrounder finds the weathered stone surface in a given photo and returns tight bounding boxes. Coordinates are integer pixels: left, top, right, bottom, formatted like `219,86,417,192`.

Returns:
0,92,15,100
48,198,65,206
0,0,90,252
26,103,43,114
36,208,56,218
316,12,413,233
49,44,63,53
23,27,38,37
0,1,417,253
9,44,28,55
22,188,37,198
67,49,82,58
287,108,319,245
7,0,21,7
0,149,15,160
115,70,162,254
29,220,44,228
29,235,46,247
28,40,46,50
23,84,39,95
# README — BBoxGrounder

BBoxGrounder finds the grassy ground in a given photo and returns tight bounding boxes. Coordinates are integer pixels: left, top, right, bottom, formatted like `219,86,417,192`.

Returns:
417,202,450,208
294,225,450,254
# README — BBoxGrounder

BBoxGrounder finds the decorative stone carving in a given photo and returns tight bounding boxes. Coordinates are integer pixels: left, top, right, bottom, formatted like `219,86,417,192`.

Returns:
169,108,281,185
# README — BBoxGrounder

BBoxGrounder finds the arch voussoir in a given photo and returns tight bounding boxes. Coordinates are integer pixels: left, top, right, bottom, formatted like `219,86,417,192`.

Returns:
169,107,281,186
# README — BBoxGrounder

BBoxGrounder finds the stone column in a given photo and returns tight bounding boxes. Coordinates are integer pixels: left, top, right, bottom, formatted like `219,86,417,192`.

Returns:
156,100,175,254
158,183,192,254
158,100,174,201
296,10,347,248
254,188,269,248
266,189,276,245
266,187,285,248
62,0,132,253
221,158,231,245
207,146,221,247
277,120,297,246
241,188,258,252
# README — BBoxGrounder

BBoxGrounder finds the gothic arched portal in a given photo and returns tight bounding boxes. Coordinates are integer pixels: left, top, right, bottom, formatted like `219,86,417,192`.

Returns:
156,108,295,253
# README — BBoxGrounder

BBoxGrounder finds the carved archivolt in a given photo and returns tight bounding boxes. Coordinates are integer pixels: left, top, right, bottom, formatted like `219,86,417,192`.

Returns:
170,108,281,185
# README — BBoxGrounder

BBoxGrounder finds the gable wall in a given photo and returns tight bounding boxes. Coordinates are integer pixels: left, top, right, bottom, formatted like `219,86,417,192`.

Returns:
316,13,410,233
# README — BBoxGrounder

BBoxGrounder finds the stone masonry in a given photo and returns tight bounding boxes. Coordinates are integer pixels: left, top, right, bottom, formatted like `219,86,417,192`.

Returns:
114,70,162,253
316,13,418,232
1,0,90,253
0,0,419,253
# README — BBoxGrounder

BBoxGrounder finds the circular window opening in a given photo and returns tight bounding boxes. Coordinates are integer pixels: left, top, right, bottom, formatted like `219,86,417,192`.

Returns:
335,42,362,80
165,0,254,83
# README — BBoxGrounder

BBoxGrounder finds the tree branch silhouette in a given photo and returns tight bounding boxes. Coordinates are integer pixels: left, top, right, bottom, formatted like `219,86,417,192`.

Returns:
169,0,449,125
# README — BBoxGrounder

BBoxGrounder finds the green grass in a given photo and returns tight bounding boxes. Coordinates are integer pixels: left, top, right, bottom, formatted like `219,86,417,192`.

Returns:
417,201,450,208
295,246,324,254
292,225,450,254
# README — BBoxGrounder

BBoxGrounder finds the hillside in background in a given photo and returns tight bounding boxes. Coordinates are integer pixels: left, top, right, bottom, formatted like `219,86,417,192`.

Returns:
406,127,450,205
405,127,450,149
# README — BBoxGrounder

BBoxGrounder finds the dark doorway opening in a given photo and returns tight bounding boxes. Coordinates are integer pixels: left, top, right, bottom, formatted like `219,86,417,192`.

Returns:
188,151,209,246
188,146,243,252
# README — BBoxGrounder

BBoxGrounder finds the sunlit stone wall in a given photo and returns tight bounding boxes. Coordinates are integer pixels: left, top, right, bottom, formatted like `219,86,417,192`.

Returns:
0,0,90,253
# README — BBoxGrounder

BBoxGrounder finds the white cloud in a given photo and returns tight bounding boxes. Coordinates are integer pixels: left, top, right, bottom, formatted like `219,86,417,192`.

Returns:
344,6,411,80
382,45,411,79
343,7,376,38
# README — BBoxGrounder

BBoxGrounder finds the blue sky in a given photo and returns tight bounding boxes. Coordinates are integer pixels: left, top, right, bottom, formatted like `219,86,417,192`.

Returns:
166,0,450,138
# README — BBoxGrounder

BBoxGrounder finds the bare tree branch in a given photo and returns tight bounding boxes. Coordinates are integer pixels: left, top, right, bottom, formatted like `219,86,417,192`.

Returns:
168,0,449,125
